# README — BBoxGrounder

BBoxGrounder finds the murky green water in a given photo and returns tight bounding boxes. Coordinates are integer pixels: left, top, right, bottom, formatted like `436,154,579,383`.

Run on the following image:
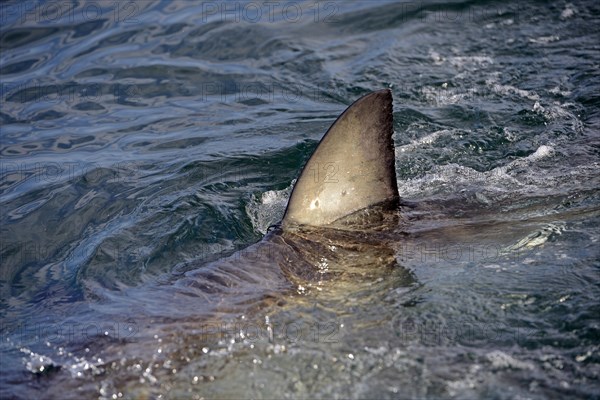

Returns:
1,1,599,398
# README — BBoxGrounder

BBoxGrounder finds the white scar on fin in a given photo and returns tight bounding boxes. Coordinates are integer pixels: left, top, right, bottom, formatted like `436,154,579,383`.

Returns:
282,89,399,227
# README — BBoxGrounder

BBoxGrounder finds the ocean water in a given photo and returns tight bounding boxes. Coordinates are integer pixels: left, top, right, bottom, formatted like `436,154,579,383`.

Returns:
1,0,599,398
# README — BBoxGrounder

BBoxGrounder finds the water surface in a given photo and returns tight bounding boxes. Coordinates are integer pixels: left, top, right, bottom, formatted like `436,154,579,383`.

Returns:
1,1,599,398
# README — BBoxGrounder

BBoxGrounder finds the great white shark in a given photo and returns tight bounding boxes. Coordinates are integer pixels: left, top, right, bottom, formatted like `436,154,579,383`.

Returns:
154,87,548,323
16,89,556,397
177,88,407,312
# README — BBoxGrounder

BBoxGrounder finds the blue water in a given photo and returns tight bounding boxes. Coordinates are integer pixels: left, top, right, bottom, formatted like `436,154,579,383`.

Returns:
1,1,599,398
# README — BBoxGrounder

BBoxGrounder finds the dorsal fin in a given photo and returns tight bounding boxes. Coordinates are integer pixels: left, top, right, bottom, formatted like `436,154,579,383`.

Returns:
282,89,399,227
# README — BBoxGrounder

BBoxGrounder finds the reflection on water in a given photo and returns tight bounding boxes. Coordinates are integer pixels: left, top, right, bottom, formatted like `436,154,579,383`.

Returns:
1,0,599,398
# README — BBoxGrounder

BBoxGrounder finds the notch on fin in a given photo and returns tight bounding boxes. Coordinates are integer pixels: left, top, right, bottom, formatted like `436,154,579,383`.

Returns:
282,89,399,227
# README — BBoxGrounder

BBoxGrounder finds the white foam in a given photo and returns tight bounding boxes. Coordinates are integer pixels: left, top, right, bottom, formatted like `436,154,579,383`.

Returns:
549,86,571,97
398,163,517,200
529,35,560,44
428,49,444,65
421,86,472,106
398,142,561,201
489,82,540,101
486,350,534,370
528,145,554,161
448,56,494,68
488,79,582,134
260,190,281,205
494,145,555,178
532,101,584,132
560,4,576,19
397,130,447,153
246,181,294,234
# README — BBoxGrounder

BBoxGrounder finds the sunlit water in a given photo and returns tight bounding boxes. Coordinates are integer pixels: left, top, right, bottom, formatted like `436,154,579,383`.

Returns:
1,1,599,399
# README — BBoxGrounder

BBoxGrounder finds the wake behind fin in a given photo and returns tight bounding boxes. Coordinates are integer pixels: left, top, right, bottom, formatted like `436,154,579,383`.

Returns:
282,89,399,227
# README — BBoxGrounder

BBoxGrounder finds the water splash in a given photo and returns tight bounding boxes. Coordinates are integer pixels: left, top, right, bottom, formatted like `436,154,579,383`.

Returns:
245,181,294,234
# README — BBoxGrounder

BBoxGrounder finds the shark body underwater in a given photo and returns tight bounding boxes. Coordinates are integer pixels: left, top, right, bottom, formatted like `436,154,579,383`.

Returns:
177,88,408,312
18,89,563,397
98,89,410,349
25,89,412,391
97,88,526,326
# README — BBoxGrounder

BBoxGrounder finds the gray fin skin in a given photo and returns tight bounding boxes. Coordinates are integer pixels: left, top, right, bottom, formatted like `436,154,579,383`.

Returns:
282,89,399,227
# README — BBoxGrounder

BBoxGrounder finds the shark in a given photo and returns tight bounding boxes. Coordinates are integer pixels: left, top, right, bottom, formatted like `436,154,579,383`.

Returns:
13,89,564,398
14,89,408,388
175,89,409,315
